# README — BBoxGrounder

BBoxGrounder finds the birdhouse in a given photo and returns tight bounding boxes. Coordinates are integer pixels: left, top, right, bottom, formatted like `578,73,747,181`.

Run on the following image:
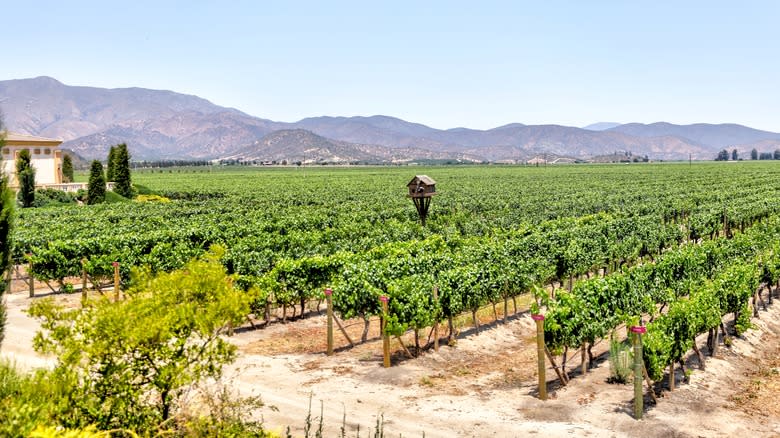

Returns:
407,175,436,226
407,175,436,198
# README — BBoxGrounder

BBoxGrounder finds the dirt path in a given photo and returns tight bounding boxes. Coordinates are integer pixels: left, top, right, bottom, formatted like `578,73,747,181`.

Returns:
4,287,780,437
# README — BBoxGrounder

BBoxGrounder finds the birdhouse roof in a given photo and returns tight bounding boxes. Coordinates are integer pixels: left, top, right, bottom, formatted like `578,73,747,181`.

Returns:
407,175,436,186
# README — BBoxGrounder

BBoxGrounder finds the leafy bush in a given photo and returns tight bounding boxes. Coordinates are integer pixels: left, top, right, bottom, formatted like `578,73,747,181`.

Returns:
28,247,253,433
32,189,77,207
607,334,633,384
135,194,170,203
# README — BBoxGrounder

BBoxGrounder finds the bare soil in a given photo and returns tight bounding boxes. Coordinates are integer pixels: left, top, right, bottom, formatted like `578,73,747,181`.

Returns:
4,284,780,437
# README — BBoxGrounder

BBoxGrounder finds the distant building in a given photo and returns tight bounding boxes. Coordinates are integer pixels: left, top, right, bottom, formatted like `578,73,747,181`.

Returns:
1,132,64,187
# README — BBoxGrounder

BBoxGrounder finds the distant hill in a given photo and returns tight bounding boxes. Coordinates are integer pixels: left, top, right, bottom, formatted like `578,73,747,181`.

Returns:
607,122,780,149
582,122,621,131
3,76,780,162
222,129,484,164
0,76,283,160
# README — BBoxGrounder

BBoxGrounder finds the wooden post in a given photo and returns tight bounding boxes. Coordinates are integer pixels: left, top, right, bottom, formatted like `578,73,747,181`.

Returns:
325,288,334,356
433,286,439,352
381,296,390,368
81,258,88,304
28,256,34,298
581,342,588,374
668,362,675,391
532,314,547,400
631,325,646,420
112,262,120,302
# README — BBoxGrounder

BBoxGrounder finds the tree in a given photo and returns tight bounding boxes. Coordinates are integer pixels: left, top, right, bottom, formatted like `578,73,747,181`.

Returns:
731,149,738,161
61,154,74,183
105,145,117,182
86,160,105,205
0,129,12,347
28,248,249,431
15,149,35,207
112,143,132,198
775,149,780,160
715,149,729,161
751,148,758,160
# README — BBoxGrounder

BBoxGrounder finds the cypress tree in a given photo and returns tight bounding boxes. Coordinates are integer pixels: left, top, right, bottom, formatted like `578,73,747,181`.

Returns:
87,160,106,205
113,143,133,198
0,130,12,346
15,149,35,208
106,145,117,182
62,154,74,183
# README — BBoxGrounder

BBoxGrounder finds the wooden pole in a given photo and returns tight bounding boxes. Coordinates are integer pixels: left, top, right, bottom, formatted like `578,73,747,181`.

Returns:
532,314,547,400
631,326,646,420
81,258,88,305
325,288,334,356
28,257,34,298
433,286,439,352
381,296,390,368
113,262,120,302
581,342,588,374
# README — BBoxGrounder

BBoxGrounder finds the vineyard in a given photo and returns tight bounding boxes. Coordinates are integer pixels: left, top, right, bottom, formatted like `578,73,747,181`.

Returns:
13,162,780,407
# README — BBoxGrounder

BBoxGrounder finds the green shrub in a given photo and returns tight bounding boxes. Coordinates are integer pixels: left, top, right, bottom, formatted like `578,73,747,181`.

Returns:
607,333,633,384
32,189,77,207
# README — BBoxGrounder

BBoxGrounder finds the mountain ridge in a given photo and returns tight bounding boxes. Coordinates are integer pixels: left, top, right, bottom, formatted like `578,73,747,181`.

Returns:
3,76,780,162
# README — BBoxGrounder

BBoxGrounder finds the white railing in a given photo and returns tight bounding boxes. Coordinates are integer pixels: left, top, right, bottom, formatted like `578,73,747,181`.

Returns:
36,182,115,193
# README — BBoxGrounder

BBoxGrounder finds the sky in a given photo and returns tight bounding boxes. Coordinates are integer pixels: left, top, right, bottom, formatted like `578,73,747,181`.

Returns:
3,1,780,131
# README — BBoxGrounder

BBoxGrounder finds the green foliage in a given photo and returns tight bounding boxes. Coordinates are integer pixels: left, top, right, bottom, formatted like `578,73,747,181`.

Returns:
608,334,633,384
32,188,77,207
112,143,133,198
0,162,12,346
135,193,170,203
0,361,67,437
61,154,74,183
11,164,780,371
28,247,250,432
86,160,105,205
104,190,129,203
16,148,35,208
105,145,116,182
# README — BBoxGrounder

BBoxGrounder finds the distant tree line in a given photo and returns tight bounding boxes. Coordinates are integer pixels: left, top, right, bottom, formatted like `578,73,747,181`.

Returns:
715,148,780,161
132,160,212,168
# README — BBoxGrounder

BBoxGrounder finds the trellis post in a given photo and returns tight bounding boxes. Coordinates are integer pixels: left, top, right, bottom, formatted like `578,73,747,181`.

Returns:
325,288,334,356
631,325,647,420
81,258,88,304
532,314,547,400
113,262,120,302
381,296,390,368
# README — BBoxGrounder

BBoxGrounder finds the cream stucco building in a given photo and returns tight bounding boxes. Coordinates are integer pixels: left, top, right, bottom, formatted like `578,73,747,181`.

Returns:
1,132,64,187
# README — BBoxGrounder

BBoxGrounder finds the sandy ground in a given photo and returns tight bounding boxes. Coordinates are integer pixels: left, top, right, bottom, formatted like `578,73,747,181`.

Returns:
4,284,780,437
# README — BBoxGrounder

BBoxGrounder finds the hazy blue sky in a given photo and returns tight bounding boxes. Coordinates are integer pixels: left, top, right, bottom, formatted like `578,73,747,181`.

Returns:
4,1,779,131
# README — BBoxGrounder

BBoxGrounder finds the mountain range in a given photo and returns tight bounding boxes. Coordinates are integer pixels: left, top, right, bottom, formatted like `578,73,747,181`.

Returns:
2,76,780,163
